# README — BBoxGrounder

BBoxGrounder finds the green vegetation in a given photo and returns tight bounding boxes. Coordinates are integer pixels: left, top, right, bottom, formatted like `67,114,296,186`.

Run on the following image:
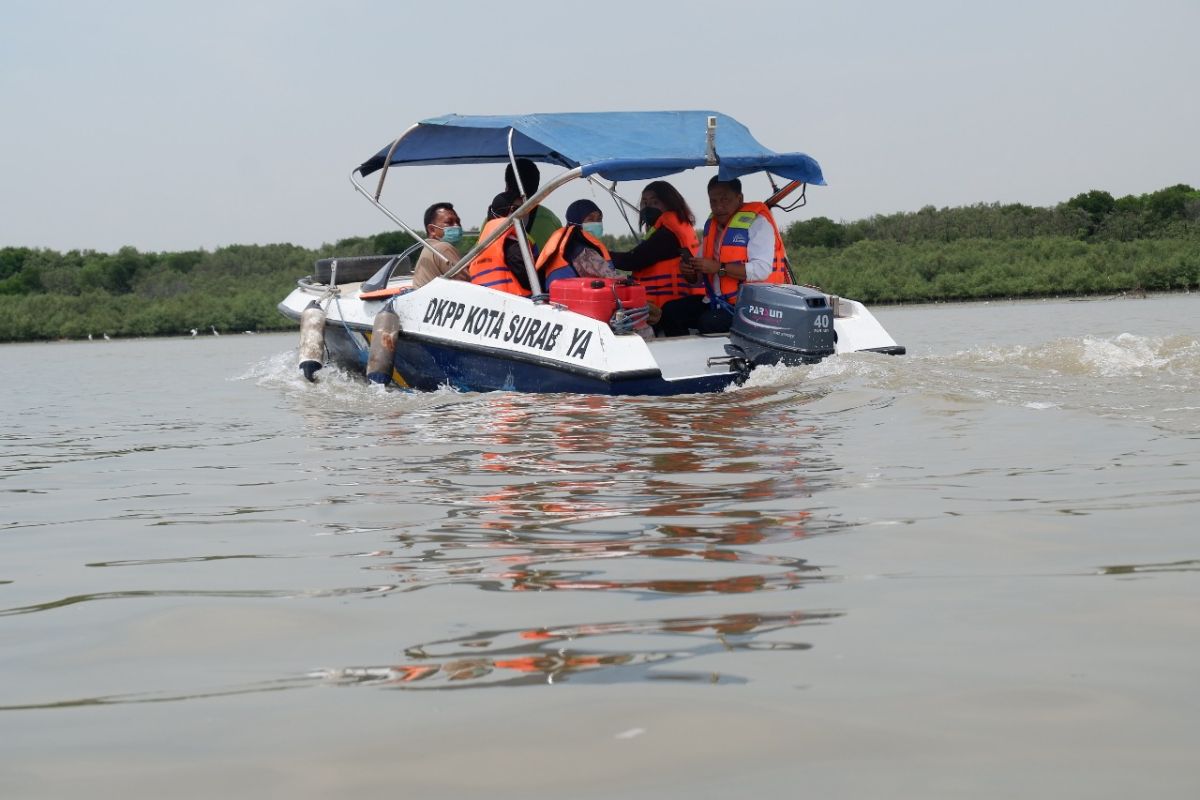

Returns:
1,185,1197,342
0,232,417,342
783,184,1200,302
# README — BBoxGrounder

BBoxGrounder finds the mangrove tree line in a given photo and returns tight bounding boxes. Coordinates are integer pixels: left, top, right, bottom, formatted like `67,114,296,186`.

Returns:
1,184,1196,342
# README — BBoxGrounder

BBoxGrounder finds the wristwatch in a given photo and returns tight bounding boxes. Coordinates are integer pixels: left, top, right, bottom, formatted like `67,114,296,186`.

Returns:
717,265,727,277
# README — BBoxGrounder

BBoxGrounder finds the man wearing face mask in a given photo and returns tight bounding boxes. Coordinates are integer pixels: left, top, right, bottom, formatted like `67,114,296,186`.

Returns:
534,199,623,291
674,176,791,333
609,180,700,335
412,202,469,288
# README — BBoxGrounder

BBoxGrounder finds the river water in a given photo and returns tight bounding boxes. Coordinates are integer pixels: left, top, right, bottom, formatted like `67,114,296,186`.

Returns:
2,295,1198,798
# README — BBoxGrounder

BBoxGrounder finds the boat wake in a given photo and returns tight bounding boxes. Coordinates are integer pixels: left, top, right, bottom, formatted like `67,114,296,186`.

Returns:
237,349,474,414
940,332,1200,378
717,330,1199,433
872,332,1200,432
243,329,1198,432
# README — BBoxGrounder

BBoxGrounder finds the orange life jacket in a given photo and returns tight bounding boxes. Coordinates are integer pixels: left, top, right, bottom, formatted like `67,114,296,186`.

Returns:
700,202,790,307
534,225,612,280
469,218,533,297
637,210,700,304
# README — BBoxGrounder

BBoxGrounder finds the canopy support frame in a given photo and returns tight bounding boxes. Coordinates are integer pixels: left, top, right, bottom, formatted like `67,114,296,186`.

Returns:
351,122,453,267
445,167,584,281
506,128,544,299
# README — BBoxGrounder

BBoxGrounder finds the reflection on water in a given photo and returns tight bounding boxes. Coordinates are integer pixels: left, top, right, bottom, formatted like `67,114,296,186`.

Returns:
343,389,838,599
2,306,1197,727
1098,559,1200,575
0,609,840,710
2,301,1199,798
313,608,840,690
2,351,853,713
370,527,824,596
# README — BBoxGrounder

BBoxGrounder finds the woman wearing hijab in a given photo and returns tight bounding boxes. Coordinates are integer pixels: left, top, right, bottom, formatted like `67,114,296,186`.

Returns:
534,198,622,291
537,199,654,340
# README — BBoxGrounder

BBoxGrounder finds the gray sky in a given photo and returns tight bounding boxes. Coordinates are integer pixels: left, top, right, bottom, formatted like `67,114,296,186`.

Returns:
2,0,1197,253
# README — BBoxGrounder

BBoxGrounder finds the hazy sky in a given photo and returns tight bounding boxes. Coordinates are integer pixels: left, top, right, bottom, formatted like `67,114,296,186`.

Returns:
2,0,1197,253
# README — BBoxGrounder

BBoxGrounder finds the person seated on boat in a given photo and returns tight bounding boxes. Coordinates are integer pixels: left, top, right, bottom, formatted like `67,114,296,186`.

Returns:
468,191,534,297
481,158,562,251
660,175,792,335
609,180,700,335
534,199,624,291
412,202,469,288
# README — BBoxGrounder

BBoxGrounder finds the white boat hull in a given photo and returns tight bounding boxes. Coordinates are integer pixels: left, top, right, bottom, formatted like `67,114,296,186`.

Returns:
278,277,902,394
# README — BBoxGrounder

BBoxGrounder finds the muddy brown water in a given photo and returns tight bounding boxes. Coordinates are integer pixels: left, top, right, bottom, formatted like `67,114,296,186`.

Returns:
2,295,1198,798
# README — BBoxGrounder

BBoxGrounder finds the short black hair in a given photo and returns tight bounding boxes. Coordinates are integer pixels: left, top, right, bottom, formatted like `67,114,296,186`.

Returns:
707,175,743,195
488,191,521,218
504,158,540,195
423,202,455,230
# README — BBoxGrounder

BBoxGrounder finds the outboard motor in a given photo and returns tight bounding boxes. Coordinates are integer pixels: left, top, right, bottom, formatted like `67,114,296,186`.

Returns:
726,284,836,368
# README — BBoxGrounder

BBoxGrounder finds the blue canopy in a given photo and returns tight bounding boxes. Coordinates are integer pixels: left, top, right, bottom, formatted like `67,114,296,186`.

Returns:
357,111,825,185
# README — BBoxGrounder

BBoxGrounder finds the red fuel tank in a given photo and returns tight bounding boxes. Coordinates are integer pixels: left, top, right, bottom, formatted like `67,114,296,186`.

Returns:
550,278,647,322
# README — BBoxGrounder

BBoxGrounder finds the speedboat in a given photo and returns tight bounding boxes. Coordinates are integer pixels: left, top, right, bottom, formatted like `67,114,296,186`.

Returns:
277,111,904,395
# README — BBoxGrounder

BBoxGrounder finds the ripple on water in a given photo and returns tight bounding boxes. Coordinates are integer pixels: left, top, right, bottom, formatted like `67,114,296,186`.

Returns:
5,315,1196,720
306,607,842,690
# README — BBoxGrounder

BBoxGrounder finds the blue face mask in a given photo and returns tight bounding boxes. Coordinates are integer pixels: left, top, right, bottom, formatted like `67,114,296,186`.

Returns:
581,221,604,239
437,225,463,245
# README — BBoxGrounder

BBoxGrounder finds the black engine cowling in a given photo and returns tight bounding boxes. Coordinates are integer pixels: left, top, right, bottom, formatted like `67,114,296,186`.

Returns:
726,284,836,366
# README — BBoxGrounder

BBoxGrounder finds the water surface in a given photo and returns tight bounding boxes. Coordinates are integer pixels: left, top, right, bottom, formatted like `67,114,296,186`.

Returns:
2,295,1198,798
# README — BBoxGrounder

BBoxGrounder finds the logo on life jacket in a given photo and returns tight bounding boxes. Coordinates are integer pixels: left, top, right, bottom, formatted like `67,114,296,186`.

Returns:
726,229,750,248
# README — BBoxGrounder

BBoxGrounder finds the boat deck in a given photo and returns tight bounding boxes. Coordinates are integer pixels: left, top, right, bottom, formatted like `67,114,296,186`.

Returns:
645,334,733,380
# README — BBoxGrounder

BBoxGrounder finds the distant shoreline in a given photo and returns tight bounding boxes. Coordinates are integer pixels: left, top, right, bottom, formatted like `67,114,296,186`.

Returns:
4,288,1194,346
3,183,1196,342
